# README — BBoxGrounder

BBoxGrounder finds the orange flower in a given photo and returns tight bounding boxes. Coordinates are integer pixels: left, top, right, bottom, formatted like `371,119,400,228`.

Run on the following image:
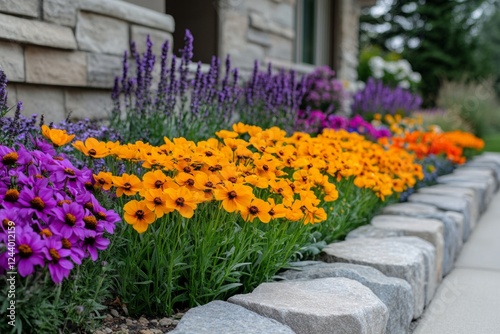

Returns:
124,200,156,233
142,188,173,218
112,173,143,197
193,173,221,201
93,171,113,191
267,198,288,220
73,138,109,158
142,170,176,190
240,198,271,223
164,187,198,218
214,182,253,213
41,125,75,146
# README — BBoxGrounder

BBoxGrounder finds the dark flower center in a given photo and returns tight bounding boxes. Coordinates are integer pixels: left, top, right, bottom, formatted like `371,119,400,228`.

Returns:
228,177,237,184
4,189,19,202
49,248,61,262
289,183,296,191
277,188,283,193
65,213,77,226
123,182,132,190
205,181,214,188
18,244,33,258
2,152,18,165
205,151,213,157
268,209,275,216
154,197,163,205
40,228,53,238
84,216,98,230
154,180,163,188
300,205,307,212
183,166,192,173
249,206,259,215
58,199,72,206
96,211,106,220
84,202,94,210
228,191,237,199
302,176,307,182
2,218,13,229
262,165,269,171
35,174,44,179
84,237,95,246
88,149,97,156
98,178,106,185
175,197,185,206
186,179,194,186
30,196,45,210
208,164,222,172
84,182,93,190
61,238,72,249
64,168,75,176
136,210,145,219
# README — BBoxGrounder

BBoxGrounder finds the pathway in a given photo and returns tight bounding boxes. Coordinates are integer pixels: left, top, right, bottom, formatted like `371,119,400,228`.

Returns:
413,189,500,333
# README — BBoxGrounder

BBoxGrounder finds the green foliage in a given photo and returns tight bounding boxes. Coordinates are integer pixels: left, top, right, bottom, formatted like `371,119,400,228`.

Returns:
437,79,500,137
0,260,114,333
360,0,496,106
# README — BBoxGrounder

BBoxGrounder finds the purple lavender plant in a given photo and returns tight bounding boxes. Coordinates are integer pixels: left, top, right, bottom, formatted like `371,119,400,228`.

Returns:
301,66,347,116
351,77,422,120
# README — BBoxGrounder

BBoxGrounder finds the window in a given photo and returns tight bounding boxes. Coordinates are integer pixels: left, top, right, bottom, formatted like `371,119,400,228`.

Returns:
295,0,337,68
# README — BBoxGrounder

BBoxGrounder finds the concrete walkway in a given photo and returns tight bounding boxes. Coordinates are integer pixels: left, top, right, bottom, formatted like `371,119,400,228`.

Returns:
413,189,500,334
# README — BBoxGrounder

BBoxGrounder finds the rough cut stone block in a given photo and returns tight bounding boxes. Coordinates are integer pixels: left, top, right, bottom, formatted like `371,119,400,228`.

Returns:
408,193,473,241
371,215,444,281
43,0,78,27
249,11,295,39
131,25,173,57
386,237,437,306
438,173,496,196
65,89,114,120
281,262,413,334
381,202,462,275
171,300,295,334
345,225,405,240
80,0,175,32
418,184,479,217
465,160,500,182
0,41,24,82
268,35,293,61
229,277,388,334
0,13,77,49
438,180,491,212
247,28,273,47
321,238,426,319
87,53,123,88
0,0,38,17
16,84,66,122
76,12,129,56
25,47,87,86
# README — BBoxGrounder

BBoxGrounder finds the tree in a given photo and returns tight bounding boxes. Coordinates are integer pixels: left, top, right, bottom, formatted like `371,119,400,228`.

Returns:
360,0,496,106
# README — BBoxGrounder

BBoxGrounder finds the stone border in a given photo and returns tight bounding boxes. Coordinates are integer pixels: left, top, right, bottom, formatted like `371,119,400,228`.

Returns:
170,152,500,334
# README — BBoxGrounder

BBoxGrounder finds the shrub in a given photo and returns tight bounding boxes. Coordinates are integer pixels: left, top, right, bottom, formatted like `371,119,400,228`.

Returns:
300,66,347,115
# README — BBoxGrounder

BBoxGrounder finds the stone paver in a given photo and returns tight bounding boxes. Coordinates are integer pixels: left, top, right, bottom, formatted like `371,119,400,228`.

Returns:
414,176,500,333
229,277,388,334
281,262,413,334
321,238,426,319
170,300,295,334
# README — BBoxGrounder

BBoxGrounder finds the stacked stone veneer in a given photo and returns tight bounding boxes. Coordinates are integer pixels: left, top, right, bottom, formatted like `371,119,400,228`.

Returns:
0,0,174,122
218,0,369,81
170,153,500,334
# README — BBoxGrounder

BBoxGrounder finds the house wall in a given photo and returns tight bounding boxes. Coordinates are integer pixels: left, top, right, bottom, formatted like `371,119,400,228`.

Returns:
0,0,174,122
217,0,366,82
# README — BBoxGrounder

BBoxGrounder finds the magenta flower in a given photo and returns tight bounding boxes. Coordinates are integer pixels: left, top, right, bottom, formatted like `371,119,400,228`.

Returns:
52,203,86,239
17,186,56,222
43,238,73,284
60,236,85,265
15,226,46,277
82,233,110,261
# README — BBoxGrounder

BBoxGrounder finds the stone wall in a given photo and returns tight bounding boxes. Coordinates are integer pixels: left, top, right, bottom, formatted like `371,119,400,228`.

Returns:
0,0,174,122
218,0,371,82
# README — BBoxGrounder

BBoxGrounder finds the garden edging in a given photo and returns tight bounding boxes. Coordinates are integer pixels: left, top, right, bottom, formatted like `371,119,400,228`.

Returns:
170,152,500,334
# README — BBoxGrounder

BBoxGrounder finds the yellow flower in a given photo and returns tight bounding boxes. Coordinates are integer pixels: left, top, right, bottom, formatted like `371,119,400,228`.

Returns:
214,182,253,213
164,187,198,218
240,198,271,223
112,173,143,197
93,171,113,191
124,200,156,233
73,138,109,158
41,125,75,146
142,188,173,218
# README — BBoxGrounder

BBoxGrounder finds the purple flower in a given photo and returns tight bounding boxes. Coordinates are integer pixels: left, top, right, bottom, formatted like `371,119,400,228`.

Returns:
17,185,56,222
43,238,73,284
60,235,85,265
82,233,110,261
15,226,46,277
52,203,86,239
